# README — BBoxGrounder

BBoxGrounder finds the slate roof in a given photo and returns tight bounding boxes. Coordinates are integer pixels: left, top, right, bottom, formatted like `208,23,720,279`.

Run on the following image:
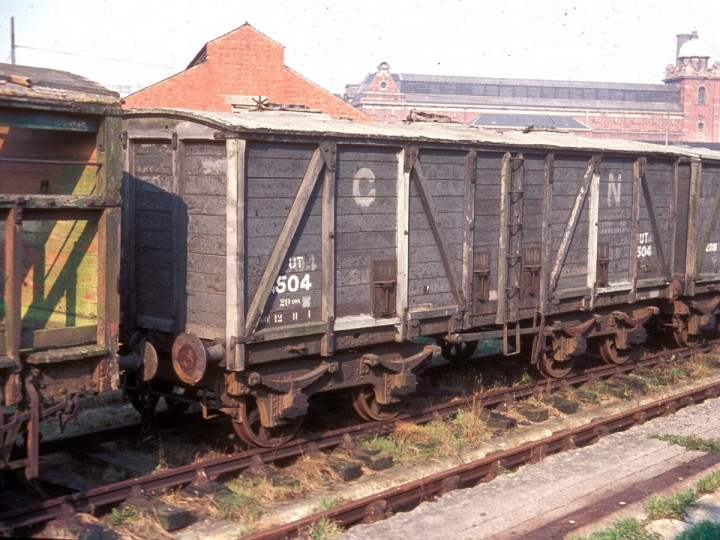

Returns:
352,72,681,112
470,113,589,130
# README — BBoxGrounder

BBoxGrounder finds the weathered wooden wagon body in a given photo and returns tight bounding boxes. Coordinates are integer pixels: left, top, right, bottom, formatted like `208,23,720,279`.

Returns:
0,64,122,475
121,108,720,443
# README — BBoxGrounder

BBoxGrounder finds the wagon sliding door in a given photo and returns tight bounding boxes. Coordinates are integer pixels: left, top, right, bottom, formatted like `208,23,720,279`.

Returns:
240,142,334,367
545,155,673,308
595,158,673,297
242,143,402,365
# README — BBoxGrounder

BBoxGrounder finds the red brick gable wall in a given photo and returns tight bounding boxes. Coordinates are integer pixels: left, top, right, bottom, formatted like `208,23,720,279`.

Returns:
123,25,372,123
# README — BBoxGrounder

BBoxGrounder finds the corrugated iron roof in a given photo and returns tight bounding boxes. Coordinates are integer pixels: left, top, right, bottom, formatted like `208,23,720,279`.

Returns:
0,63,119,110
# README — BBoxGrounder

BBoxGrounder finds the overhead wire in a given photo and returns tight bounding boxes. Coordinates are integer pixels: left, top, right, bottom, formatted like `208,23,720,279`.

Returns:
15,44,169,68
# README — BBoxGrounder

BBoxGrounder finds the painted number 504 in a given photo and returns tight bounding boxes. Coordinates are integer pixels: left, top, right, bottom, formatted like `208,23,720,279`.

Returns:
637,245,652,258
273,273,312,294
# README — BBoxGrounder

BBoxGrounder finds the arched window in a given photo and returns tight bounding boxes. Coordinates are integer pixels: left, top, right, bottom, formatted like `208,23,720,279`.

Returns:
697,86,707,105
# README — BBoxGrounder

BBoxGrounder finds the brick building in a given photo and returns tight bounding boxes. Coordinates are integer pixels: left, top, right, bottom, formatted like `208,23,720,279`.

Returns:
123,24,371,122
345,31,720,143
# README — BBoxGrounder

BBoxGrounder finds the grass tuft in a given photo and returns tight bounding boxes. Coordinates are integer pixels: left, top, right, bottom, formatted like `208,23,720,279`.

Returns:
108,505,140,526
359,408,490,464
569,517,656,540
697,469,720,494
307,516,343,538
648,434,720,453
313,497,344,513
644,489,696,520
212,491,260,521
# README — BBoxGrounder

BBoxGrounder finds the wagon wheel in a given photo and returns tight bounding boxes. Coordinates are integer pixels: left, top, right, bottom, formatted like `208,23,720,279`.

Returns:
535,336,575,379
352,387,401,422
673,315,700,348
440,339,479,362
232,400,301,448
123,372,161,415
154,380,197,415
598,336,630,365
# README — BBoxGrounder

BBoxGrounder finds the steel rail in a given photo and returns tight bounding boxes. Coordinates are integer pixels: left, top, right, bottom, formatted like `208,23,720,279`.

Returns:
243,379,720,540
0,341,714,532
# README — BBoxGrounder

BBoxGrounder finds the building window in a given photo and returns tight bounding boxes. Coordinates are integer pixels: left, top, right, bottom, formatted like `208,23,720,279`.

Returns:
698,86,707,105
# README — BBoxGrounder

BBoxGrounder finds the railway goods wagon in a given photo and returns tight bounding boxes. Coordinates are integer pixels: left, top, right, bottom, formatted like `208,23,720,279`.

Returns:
121,108,720,446
0,64,122,477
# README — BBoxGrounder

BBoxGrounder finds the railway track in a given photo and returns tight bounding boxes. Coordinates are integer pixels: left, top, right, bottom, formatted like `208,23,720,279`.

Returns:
0,342,716,535
245,378,720,539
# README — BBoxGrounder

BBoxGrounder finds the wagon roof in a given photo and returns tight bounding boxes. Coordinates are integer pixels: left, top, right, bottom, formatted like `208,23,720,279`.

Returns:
125,107,720,161
0,63,119,111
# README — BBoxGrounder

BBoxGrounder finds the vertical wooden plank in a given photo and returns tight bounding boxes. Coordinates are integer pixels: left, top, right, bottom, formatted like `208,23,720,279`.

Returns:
628,158,641,298
122,136,137,335
226,139,246,371
586,165,600,293
321,143,336,356
495,153,511,325
4,205,22,366
686,159,702,295
462,150,476,327
172,134,187,334
668,160,678,280
97,114,122,351
396,148,410,340
538,154,554,321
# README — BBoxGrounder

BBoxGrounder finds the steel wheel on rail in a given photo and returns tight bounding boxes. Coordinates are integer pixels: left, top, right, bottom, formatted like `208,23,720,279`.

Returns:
672,315,700,348
352,387,401,422
439,339,479,362
232,399,301,448
598,336,630,365
535,335,574,379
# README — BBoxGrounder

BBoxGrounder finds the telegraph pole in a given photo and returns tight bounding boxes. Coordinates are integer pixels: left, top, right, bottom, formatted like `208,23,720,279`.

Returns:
10,16,16,64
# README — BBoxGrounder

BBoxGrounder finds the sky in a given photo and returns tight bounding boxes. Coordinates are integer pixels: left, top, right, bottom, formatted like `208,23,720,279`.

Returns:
2,0,720,96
